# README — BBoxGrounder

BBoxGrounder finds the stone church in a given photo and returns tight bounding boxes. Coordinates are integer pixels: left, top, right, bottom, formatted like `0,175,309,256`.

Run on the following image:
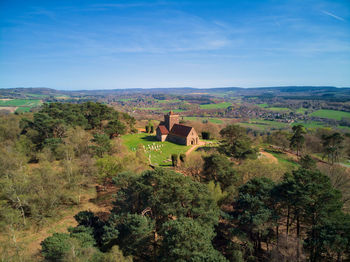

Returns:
156,111,199,146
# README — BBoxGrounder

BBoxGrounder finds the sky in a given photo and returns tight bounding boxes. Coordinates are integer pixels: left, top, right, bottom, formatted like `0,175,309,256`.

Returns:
0,0,349,90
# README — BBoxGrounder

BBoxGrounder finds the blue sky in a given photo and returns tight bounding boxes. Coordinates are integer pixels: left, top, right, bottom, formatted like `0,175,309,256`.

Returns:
0,0,349,89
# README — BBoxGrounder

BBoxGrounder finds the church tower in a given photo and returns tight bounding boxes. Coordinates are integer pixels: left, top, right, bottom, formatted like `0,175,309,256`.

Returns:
164,111,179,131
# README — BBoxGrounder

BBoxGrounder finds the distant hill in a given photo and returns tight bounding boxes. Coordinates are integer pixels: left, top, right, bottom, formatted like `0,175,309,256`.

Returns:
1,86,350,101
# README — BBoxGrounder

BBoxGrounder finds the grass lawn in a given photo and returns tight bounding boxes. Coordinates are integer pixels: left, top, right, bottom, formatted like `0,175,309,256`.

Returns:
121,133,190,166
310,109,350,120
200,102,232,109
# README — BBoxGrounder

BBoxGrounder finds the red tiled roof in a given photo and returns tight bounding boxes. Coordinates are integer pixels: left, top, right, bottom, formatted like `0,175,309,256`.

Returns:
170,124,193,137
157,125,169,135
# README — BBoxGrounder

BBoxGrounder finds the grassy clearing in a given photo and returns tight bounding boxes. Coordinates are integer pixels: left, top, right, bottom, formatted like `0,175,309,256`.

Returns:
121,133,190,166
200,102,232,109
265,149,299,170
310,109,350,120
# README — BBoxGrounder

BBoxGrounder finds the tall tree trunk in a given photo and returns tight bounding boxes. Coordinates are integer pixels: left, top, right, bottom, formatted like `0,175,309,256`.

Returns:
286,206,290,236
276,224,279,247
297,216,300,262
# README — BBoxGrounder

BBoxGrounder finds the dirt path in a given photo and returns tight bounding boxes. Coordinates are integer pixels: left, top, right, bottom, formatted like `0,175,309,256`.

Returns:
16,188,109,259
186,140,206,156
259,150,278,164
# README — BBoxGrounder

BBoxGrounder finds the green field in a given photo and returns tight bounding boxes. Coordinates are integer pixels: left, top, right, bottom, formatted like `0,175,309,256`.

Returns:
0,99,42,107
257,103,268,108
162,109,186,113
265,107,290,111
183,117,223,124
238,119,288,130
310,109,350,120
0,99,42,112
121,133,190,166
295,107,308,114
156,99,181,104
137,107,161,111
15,107,32,113
200,102,232,109
292,121,325,129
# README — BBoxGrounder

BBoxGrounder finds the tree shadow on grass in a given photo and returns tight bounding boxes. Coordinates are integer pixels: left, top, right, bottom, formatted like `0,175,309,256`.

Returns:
141,135,158,142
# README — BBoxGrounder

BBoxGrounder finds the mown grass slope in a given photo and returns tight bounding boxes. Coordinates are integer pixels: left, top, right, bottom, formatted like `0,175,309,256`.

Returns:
122,133,190,166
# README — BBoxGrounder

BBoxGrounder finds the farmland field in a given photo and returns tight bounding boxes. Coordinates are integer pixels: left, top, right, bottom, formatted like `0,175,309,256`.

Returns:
292,121,325,129
0,99,42,107
200,102,232,109
296,107,308,114
310,109,350,120
0,99,42,112
238,119,288,130
257,103,268,108
183,116,223,124
265,107,290,111
121,133,190,166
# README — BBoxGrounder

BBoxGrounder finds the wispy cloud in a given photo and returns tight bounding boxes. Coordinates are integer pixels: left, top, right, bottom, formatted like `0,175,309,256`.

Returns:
322,10,345,22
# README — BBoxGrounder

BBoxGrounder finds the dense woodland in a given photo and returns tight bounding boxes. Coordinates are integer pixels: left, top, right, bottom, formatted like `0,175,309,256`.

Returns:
1,101,350,261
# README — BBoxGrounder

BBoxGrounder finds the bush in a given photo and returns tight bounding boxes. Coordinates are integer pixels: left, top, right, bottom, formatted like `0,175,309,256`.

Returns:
179,153,186,163
41,233,71,261
145,126,149,133
201,131,211,140
171,154,178,167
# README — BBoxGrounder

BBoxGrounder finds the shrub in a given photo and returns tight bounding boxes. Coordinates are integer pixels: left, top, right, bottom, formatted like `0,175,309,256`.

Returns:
41,233,71,261
171,154,178,167
179,153,186,163
201,131,211,140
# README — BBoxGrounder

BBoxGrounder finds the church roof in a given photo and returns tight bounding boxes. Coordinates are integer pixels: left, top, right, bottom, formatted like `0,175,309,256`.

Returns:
170,124,193,137
157,125,169,135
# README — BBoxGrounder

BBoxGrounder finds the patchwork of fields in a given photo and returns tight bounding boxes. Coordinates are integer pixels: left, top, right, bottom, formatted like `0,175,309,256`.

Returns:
0,99,42,112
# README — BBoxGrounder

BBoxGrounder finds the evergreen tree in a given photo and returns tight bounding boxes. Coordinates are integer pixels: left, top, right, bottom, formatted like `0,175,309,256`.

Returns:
290,125,306,156
219,125,257,161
